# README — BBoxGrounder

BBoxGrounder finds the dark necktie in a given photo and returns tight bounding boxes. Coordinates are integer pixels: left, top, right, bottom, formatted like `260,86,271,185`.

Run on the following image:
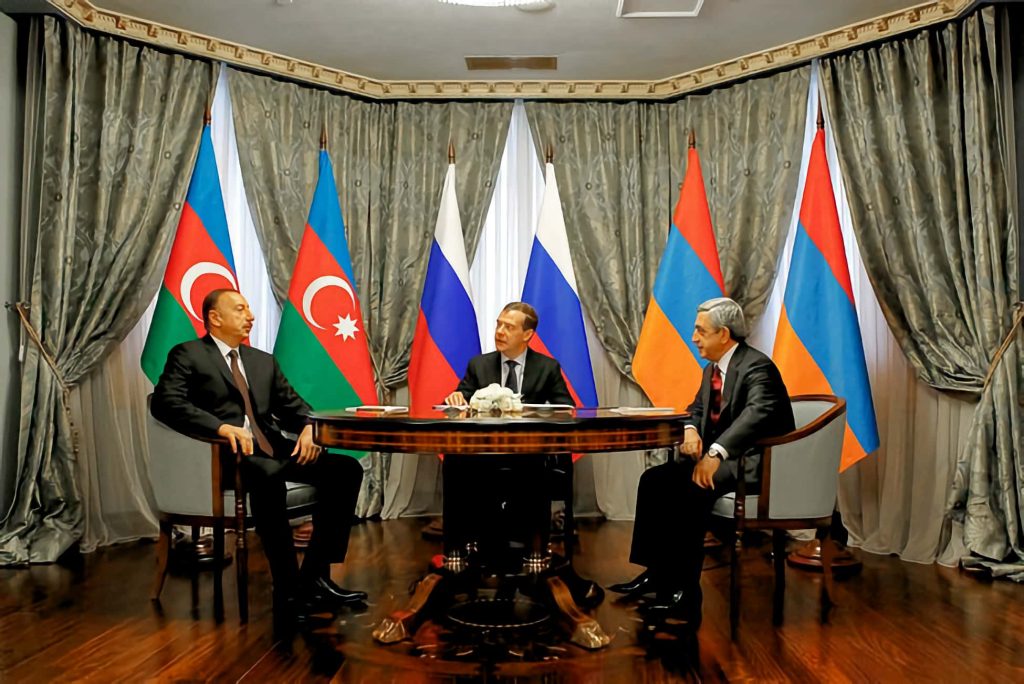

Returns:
504,360,519,393
228,349,273,456
709,364,723,426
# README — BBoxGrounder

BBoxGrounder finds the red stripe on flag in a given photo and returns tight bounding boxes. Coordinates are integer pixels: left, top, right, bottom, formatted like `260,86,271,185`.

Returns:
673,147,725,293
798,131,855,306
287,224,377,404
163,202,238,336
409,311,461,415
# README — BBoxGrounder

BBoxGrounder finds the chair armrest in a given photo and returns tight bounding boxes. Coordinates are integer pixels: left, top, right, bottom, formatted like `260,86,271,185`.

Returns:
755,395,846,447
148,414,234,517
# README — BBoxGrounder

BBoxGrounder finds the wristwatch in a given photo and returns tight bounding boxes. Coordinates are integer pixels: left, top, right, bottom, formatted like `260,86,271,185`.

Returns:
703,448,723,462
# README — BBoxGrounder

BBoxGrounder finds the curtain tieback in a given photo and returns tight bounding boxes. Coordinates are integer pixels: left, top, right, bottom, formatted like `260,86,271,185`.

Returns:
8,301,81,455
982,301,1024,392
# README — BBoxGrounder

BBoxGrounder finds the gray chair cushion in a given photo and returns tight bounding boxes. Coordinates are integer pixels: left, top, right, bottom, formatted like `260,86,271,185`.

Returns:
712,492,760,520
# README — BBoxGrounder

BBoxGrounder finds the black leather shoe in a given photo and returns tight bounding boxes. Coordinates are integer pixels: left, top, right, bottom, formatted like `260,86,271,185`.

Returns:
643,588,702,629
307,576,367,605
608,570,654,596
273,596,333,637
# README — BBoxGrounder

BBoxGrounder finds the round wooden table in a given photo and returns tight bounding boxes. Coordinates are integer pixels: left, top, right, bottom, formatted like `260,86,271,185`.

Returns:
312,406,687,650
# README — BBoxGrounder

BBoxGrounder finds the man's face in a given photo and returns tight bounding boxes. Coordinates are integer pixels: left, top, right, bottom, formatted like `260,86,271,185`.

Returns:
494,309,533,357
209,291,253,344
692,311,731,362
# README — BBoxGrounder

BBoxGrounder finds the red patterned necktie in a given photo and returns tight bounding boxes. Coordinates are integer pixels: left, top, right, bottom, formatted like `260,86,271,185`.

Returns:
709,364,723,426
228,349,273,456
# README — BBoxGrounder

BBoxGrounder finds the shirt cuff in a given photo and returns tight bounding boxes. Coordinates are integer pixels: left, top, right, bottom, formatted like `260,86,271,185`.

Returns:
709,443,729,460
684,425,698,432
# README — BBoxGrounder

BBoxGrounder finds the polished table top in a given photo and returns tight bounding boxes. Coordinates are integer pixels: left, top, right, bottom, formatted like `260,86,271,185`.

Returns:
311,407,688,455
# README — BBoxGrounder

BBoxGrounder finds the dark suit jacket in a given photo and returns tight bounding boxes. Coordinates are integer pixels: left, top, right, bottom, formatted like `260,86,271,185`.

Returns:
455,348,573,405
151,335,311,457
684,342,795,483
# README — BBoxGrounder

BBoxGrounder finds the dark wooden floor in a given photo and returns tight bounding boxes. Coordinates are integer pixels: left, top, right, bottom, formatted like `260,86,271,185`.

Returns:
1,518,1023,683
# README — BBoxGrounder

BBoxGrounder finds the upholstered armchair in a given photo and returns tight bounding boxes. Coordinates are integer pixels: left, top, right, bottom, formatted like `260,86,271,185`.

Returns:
711,394,847,639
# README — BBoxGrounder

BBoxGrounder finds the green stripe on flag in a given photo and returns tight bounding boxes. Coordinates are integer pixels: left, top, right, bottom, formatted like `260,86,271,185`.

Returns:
275,302,367,459
141,286,199,385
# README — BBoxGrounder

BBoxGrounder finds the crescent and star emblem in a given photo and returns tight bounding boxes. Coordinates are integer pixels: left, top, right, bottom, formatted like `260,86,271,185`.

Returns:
180,262,239,321
301,275,361,341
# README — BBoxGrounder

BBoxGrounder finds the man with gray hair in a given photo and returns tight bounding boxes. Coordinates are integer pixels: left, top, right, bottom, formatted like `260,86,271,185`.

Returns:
609,297,795,628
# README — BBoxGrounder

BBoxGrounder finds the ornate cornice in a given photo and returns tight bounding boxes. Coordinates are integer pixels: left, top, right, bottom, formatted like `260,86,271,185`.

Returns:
47,0,975,100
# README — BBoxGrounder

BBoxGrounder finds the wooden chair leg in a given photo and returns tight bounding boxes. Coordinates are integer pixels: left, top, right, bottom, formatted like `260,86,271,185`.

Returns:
213,520,225,622
235,461,249,624
151,519,172,601
563,465,575,561
772,529,787,626
818,526,836,622
730,525,741,641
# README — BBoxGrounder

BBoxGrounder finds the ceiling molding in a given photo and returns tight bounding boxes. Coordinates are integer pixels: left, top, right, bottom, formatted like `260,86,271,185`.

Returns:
46,0,974,101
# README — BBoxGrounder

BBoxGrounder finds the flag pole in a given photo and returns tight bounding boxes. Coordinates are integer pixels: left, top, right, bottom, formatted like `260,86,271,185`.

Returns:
448,141,455,164
786,95,863,576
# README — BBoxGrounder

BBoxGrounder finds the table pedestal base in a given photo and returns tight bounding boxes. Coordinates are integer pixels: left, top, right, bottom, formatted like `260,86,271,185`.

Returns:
372,554,610,650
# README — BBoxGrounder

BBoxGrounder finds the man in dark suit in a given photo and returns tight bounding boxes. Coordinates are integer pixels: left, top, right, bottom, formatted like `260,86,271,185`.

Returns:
443,301,573,563
151,289,366,625
610,297,795,627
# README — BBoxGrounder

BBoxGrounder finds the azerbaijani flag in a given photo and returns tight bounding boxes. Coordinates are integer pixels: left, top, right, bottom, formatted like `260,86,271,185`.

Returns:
141,122,238,384
773,124,879,471
521,161,598,411
632,139,725,410
407,162,480,415
274,149,378,417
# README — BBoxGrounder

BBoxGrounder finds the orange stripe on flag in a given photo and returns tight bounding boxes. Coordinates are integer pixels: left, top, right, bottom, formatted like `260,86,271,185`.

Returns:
773,306,832,396
632,300,703,411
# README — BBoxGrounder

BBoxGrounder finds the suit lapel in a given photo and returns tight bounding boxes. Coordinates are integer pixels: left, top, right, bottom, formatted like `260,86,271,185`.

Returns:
699,362,714,435
203,335,241,395
520,349,542,397
720,343,747,415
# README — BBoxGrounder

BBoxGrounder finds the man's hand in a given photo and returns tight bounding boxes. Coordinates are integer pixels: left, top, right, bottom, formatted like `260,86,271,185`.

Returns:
692,454,720,489
680,429,703,461
444,391,467,407
292,425,321,465
217,424,253,457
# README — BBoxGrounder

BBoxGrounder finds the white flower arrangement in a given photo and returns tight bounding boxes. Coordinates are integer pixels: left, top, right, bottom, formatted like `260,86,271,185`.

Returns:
469,383,523,414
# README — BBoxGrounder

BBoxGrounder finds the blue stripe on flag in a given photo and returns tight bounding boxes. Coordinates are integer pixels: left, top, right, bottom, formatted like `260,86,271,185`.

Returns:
420,241,480,379
784,226,880,453
652,227,724,366
187,126,235,271
307,151,357,284
522,242,599,406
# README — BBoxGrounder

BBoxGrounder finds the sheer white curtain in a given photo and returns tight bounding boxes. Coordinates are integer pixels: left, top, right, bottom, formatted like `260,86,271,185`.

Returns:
750,65,972,563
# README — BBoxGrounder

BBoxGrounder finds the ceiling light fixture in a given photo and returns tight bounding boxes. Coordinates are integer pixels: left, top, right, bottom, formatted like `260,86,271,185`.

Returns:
438,0,548,7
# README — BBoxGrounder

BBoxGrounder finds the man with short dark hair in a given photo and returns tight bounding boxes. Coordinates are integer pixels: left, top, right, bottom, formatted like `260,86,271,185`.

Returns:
152,289,366,627
610,297,795,628
443,301,572,562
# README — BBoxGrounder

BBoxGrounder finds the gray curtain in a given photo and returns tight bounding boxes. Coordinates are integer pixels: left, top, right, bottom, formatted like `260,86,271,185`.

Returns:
820,7,1023,575
0,17,215,564
525,66,810,376
228,68,512,515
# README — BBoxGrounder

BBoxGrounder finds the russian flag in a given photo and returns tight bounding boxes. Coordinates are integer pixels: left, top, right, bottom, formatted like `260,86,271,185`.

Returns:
408,162,480,415
632,139,725,410
773,123,880,471
521,162,599,411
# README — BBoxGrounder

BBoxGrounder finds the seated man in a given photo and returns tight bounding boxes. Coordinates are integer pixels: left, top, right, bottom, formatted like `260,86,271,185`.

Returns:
610,297,795,627
444,301,572,563
151,288,366,626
